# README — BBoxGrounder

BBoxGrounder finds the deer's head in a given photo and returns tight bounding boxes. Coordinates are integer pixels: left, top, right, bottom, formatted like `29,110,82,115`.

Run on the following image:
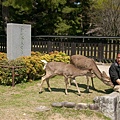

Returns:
101,71,114,88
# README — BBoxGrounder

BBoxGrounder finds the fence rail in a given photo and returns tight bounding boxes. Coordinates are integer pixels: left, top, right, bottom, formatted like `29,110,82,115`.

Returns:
1,35,120,63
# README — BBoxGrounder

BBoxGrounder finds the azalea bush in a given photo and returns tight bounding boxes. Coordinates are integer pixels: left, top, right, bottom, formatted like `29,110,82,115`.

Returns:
20,55,44,80
0,58,27,85
0,52,7,60
49,51,70,63
0,51,70,85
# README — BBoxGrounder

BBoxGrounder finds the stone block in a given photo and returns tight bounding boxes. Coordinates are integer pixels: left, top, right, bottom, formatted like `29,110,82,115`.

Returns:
7,23,31,60
94,92,120,120
89,103,99,110
75,103,88,110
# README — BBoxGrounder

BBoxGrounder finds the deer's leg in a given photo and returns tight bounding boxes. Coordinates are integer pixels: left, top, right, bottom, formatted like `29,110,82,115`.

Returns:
39,76,46,93
39,74,52,93
64,77,69,95
46,79,52,92
69,78,72,86
91,77,95,89
72,79,81,95
86,76,90,92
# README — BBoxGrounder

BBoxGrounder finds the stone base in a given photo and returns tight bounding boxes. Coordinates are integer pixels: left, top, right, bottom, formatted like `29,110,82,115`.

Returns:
94,92,120,120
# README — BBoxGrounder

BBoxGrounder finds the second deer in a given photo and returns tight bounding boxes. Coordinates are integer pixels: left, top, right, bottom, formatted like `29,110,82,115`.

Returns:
70,55,114,91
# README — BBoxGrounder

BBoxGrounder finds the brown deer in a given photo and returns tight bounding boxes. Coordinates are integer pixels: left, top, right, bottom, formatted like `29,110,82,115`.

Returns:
70,55,114,90
39,60,94,95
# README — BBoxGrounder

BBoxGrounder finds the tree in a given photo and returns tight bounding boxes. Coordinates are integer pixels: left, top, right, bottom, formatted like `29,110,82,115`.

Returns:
1,0,92,35
0,1,4,34
88,0,120,36
0,0,9,34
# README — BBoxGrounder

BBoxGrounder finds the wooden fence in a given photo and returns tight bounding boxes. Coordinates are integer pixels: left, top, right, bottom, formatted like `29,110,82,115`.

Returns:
1,35,120,63
0,35,6,52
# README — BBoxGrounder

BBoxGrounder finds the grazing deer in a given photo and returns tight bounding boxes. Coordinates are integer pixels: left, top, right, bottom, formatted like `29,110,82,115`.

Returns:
70,55,114,90
39,60,94,95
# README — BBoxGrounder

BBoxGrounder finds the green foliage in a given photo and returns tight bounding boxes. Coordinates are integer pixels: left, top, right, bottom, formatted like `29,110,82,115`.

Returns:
3,0,33,12
0,58,27,85
0,51,70,86
43,0,66,10
1,0,92,35
62,6,76,14
20,55,45,80
94,0,108,9
55,21,72,35
0,3,5,34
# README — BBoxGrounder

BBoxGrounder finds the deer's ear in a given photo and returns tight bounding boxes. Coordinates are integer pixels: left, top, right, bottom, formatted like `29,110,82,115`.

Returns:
102,71,107,76
105,79,110,82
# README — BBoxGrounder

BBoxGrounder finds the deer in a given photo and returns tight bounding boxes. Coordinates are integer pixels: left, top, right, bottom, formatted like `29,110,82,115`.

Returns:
39,60,94,95
70,55,114,91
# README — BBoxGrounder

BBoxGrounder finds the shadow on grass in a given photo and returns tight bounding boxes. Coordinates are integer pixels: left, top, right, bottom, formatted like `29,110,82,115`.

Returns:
71,83,113,94
104,88,114,94
44,87,81,95
43,83,113,95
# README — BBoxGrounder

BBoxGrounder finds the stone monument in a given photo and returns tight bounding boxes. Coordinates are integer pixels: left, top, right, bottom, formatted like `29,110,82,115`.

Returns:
7,23,31,60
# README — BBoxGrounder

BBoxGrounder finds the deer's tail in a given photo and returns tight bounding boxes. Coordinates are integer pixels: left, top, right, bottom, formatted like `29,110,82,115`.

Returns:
41,60,48,70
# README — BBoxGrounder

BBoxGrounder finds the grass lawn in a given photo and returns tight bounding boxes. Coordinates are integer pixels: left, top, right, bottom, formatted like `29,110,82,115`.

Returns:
0,76,113,120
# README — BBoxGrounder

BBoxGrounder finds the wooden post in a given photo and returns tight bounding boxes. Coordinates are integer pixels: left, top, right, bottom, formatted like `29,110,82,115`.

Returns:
47,41,52,53
71,42,76,55
12,66,15,87
98,42,103,62
0,65,23,87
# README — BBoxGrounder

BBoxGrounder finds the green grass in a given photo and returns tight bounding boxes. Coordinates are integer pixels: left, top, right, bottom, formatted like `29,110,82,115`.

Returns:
0,76,112,120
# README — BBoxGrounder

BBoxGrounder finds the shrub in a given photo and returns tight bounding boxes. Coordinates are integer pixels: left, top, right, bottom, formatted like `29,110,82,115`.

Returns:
20,55,44,80
0,52,7,60
0,58,27,85
49,51,70,63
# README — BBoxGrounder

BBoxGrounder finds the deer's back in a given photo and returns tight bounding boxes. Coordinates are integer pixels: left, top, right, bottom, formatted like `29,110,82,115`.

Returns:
45,61,90,78
70,55,95,70
63,64,90,78
46,62,67,75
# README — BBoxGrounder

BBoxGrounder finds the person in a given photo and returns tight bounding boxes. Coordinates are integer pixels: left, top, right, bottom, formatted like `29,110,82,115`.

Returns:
109,52,120,91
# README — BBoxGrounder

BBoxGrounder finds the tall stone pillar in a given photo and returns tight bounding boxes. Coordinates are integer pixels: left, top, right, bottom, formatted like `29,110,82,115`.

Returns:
7,23,31,60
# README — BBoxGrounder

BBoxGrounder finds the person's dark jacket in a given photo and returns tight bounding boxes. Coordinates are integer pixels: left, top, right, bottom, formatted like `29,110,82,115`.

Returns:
109,61,120,86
